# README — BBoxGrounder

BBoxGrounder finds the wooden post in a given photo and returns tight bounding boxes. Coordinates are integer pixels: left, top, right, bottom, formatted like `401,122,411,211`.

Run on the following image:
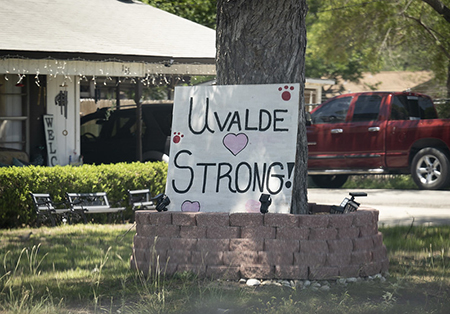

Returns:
115,77,121,110
134,79,143,162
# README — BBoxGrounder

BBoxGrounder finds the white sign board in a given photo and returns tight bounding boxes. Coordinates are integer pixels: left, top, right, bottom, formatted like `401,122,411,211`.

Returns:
165,84,300,213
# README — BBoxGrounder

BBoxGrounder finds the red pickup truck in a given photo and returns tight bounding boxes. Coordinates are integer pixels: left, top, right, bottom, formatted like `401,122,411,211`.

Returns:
307,91,450,190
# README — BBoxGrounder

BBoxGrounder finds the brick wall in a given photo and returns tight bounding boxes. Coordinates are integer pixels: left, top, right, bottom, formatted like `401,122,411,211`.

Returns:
131,206,388,280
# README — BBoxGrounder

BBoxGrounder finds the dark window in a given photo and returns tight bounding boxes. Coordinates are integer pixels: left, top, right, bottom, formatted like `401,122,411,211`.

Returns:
351,95,382,122
110,114,136,139
80,118,102,138
390,95,437,120
390,96,410,120
311,96,352,124
418,97,437,119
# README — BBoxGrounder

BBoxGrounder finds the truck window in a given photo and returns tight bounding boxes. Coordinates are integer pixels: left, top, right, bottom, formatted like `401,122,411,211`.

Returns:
351,95,381,122
311,96,352,124
390,95,437,120
418,97,437,119
111,115,136,139
390,96,410,120
81,119,102,138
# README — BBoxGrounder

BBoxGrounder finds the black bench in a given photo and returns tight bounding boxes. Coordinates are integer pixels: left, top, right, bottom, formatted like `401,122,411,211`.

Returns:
128,189,156,222
66,192,125,223
128,189,156,210
29,192,71,227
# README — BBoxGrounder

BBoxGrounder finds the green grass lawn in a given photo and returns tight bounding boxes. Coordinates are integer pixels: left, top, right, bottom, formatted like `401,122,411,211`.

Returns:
1,223,450,313
344,175,419,190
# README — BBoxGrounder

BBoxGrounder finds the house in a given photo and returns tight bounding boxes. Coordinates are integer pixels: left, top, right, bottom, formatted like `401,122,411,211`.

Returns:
0,0,333,166
0,0,215,166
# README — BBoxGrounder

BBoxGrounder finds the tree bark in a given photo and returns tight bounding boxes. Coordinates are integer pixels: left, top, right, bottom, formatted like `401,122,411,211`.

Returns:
216,0,309,214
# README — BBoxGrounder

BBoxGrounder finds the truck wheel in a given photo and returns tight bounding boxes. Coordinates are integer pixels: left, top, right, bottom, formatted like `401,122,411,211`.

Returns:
310,175,349,188
411,147,450,190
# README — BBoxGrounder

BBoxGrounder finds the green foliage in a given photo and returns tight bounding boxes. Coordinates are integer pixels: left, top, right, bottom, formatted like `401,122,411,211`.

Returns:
141,0,217,29
381,225,450,252
307,0,450,97
138,0,450,96
435,99,450,118
0,162,168,228
306,0,387,86
381,225,450,285
342,175,417,189
1,225,450,313
0,225,137,313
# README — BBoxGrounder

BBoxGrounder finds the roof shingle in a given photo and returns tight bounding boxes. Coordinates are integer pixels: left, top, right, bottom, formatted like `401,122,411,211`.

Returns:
0,0,216,60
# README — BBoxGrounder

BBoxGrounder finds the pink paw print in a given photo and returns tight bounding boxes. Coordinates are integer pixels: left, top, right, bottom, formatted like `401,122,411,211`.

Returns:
278,85,295,101
173,132,184,144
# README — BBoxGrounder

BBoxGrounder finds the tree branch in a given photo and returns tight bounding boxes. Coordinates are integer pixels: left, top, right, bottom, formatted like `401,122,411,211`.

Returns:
422,0,450,23
403,12,450,59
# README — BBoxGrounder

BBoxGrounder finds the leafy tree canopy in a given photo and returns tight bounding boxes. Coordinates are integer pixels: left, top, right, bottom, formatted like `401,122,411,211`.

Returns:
139,0,450,97
308,0,450,97
140,0,217,29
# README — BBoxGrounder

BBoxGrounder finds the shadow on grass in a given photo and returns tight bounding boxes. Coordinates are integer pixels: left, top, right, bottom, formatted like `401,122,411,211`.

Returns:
1,224,450,313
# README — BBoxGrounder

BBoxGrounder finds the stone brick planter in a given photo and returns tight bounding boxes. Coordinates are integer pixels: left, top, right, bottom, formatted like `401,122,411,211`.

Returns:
131,204,389,280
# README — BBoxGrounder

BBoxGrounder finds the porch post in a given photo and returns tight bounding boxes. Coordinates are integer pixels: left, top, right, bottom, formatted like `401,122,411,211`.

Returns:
134,79,143,162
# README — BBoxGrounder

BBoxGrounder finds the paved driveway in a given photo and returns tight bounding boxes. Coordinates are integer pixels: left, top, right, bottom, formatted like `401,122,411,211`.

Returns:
307,188,450,226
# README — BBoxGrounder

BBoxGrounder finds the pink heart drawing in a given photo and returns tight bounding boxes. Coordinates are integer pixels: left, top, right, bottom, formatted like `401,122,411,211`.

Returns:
223,133,248,156
181,200,201,212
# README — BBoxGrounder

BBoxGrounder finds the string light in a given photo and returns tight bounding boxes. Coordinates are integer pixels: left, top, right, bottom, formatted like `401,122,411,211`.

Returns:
35,72,40,86
1,55,215,91
16,74,25,84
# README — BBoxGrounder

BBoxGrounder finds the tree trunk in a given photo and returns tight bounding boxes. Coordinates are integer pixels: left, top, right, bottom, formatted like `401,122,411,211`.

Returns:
216,0,309,214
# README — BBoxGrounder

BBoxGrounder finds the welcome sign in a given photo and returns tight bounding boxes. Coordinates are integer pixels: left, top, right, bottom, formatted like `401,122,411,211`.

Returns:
165,83,300,213
43,114,59,166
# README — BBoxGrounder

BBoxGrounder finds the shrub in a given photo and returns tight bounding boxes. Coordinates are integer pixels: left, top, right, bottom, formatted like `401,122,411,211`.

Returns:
0,162,168,228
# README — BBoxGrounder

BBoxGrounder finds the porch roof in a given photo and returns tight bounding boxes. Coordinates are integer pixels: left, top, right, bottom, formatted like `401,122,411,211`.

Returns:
0,0,216,75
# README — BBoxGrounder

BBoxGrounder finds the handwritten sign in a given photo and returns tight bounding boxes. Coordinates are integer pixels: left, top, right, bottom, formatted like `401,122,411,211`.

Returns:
165,84,300,213
43,114,59,166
